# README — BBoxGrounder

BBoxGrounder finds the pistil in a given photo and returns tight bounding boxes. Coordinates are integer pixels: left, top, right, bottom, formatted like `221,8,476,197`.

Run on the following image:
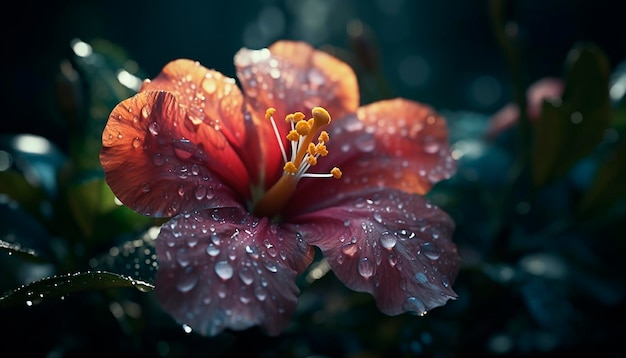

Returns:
253,107,342,219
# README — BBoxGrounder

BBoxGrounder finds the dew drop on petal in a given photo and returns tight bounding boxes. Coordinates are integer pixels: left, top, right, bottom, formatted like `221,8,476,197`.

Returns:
194,185,207,200
404,296,427,316
423,135,440,154
245,244,260,259
255,286,267,301
132,137,142,148
206,244,220,257
141,105,151,119
148,122,160,136
420,242,441,260
176,268,198,292
358,257,375,278
414,272,428,284
264,260,278,273
341,241,358,257
239,266,254,285
380,232,397,249
215,260,234,280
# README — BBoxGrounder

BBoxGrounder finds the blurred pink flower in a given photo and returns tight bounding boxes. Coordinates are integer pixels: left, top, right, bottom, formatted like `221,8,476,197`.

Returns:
100,40,460,336
487,77,564,139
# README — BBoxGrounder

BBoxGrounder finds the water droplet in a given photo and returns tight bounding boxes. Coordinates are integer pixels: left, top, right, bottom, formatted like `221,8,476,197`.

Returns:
176,248,191,267
264,260,278,273
255,286,267,301
206,244,220,257
195,186,207,200
238,266,254,285
423,136,440,154
215,260,234,280
141,105,151,119
358,257,375,278
132,137,142,148
373,213,383,223
148,122,160,136
380,232,397,249
404,296,426,316
245,245,260,259
173,139,195,160
420,242,441,260
414,272,428,284
176,269,198,292
203,76,217,94
177,185,185,197
141,183,151,193
191,164,200,175
341,241,358,257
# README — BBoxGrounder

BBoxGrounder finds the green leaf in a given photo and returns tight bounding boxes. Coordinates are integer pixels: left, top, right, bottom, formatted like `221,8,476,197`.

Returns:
0,271,154,309
578,136,626,215
532,43,612,187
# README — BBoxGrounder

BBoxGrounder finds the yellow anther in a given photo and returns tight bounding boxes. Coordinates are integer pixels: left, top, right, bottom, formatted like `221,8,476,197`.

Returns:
283,161,298,174
287,130,300,141
265,107,276,120
318,130,329,143
316,142,328,156
295,120,311,135
312,106,331,126
306,155,318,166
330,167,342,178
293,112,306,122
307,143,317,156
285,113,294,123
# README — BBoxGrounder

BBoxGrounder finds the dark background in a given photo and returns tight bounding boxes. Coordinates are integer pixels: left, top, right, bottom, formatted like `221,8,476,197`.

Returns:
2,0,626,357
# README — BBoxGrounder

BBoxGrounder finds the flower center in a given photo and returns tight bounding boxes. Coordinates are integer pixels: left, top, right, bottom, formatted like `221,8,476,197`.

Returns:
252,106,342,218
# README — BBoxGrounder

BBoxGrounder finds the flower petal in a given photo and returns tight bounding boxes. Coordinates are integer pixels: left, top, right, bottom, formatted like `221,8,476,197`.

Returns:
235,40,359,122
233,41,360,188
101,90,244,217
289,189,459,316
155,207,315,336
284,98,456,216
140,59,267,186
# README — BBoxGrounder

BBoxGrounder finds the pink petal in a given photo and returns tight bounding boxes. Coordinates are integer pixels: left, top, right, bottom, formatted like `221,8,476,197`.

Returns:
101,91,245,217
234,41,360,188
288,189,459,316
155,207,315,336
284,99,456,216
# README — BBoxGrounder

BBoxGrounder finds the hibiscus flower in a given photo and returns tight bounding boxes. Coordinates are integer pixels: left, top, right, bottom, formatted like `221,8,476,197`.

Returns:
100,40,460,336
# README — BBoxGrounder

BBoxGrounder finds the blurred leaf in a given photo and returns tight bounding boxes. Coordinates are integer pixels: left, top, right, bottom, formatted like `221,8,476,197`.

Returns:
0,271,154,309
578,136,626,215
0,170,47,222
63,173,151,244
0,239,45,262
609,60,626,128
62,38,146,171
532,43,611,187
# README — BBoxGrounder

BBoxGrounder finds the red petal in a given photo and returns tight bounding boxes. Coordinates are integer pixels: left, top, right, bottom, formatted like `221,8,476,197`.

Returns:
155,207,315,336
101,90,245,217
140,59,268,186
233,41,360,188
289,189,459,316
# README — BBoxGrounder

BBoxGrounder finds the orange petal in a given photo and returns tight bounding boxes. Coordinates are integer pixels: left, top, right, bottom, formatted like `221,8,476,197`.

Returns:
101,90,247,217
353,98,456,194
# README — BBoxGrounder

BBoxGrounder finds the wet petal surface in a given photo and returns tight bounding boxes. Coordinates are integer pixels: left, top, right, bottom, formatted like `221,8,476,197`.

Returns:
155,207,315,336
284,98,456,216
101,91,245,217
289,188,459,316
